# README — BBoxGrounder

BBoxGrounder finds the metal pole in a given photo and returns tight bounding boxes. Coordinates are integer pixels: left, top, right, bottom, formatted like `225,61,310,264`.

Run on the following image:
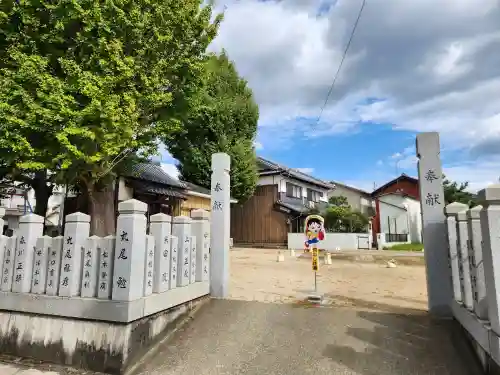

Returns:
314,271,317,293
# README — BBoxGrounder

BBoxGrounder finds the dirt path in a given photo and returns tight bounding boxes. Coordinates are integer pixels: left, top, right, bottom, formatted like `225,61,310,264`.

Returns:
229,248,428,312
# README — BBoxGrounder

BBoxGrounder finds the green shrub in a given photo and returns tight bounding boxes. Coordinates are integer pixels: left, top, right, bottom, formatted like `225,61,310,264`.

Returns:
383,243,424,251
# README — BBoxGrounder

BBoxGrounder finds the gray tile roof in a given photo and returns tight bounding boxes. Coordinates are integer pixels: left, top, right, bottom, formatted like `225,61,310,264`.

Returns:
257,157,334,189
128,180,187,199
122,162,186,189
182,181,237,202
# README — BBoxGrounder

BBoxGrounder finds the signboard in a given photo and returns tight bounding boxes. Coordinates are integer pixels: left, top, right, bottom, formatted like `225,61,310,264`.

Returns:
312,248,319,271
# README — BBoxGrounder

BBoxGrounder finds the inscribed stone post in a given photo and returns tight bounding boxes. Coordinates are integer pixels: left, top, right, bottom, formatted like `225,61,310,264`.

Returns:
150,213,172,293
191,209,210,282
467,205,488,319
1,236,17,291
144,235,155,296
170,235,178,289
12,214,44,293
416,132,451,316
210,153,231,298
112,199,147,301
97,235,115,299
445,202,468,303
478,185,500,334
0,208,6,273
59,213,90,297
190,236,197,283
172,216,191,287
457,210,473,310
45,236,63,296
31,236,52,294
81,236,101,298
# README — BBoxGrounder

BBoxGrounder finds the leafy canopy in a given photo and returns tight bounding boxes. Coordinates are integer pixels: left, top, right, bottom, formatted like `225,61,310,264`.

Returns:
165,51,259,202
0,0,221,191
443,175,477,207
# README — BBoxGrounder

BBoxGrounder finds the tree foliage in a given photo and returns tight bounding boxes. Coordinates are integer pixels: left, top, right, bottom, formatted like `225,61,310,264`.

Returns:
323,195,370,232
0,0,221,233
165,51,259,202
443,175,477,207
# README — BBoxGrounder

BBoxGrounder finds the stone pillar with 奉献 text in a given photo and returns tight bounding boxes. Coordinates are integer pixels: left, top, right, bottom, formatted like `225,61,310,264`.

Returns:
112,199,147,301
172,216,191,287
210,153,231,298
191,209,210,282
150,213,172,293
12,214,44,293
416,132,452,316
58,213,90,297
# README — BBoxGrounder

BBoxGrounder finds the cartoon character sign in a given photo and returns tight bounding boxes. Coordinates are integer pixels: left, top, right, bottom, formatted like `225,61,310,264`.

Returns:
304,215,325,252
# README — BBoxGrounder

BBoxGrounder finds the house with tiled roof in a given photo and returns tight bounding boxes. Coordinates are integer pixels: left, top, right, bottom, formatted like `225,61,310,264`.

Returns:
230,156,334,247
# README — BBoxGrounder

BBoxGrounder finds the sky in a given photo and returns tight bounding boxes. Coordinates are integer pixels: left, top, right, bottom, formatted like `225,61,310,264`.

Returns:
161,0,500,193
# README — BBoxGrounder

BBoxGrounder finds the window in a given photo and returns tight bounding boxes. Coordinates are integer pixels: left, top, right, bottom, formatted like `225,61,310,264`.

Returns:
286,182,302,198
307,189,322,203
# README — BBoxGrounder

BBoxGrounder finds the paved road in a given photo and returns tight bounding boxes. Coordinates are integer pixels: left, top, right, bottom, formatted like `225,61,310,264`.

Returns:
132,300,479,375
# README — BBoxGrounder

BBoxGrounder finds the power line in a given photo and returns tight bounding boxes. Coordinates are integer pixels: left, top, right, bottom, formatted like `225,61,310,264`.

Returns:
315,0,366,125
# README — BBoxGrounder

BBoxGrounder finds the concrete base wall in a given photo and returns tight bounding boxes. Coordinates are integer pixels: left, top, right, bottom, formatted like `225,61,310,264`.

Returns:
288,233,369,250
0,295,209,374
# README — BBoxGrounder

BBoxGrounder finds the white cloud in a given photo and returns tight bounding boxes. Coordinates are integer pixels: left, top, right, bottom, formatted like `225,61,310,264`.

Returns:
160,163,179,180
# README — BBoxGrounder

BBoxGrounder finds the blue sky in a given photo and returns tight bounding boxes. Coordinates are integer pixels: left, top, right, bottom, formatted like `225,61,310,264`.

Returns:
162,0,500,193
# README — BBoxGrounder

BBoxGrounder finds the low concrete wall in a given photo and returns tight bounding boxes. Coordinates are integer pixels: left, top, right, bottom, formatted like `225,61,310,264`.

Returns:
0,294,210,374
287,233,369,250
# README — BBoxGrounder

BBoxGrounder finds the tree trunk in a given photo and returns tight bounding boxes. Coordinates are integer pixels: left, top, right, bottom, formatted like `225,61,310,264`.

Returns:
88,183,116,237
32,170,52,220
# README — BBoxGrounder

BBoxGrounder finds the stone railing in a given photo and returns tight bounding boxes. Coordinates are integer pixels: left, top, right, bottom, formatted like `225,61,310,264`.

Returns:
0,199,211,323
444,186,500,369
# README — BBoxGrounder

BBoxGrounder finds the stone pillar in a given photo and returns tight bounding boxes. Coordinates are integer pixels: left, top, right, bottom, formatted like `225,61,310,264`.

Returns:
97,235,115,299
468,205,488,319
112,199,147,301
0,208,6,274
457,210,473,310
445,202,468,304
31,236,52,294
416,132,452,316
150,213,172,293
12,213,44,293
81,236,101,298
144,235,155,296
1,236,17,291
191,209,210,282
210,153,230,298
59,212,90,297
169,235,178,289
172,216,191,287
189,236,197,283
46,236,63,296
478,185,500,334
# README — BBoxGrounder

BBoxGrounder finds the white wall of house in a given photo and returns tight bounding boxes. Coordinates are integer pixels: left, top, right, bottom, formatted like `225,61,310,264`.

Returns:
327,184,374,216
257,175,329,203
378,193,422,243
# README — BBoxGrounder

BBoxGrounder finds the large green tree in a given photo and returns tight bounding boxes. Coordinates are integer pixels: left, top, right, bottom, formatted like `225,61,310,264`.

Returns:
443,175,477,207
165,51,259,202
0,0,221,234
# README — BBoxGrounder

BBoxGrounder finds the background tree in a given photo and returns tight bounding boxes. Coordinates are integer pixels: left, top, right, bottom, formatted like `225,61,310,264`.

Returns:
322,195,370,232
328,195,349,207
442,175,477,207
0,0,221,234
165,51,259,202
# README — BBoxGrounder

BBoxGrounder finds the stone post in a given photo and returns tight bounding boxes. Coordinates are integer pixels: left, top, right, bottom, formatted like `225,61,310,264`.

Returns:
12,213,44,293
478,185,500,334
0,208,6,274
81,236,101,298
170,235,178,289
416,132,452,316
112,199,147,301
46,236,63,296
144,235,155,296
457,210,473,310
31,236,52,294
210,153,230,298
468,205,488,319
172,216,191,287
445,202,468,304
189,235,197,283
59,212,90,297
150,213,172,293
1,236,17,291
191,209,210,282
97,235,115,299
